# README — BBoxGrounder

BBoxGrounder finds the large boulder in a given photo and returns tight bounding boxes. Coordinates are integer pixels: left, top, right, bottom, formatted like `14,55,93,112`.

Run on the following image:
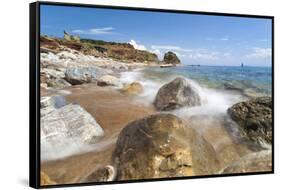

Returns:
120,82,143,95
227,97,272,148
221,150,272,174
65,66,112,85
163,51,180,64
41,103,104,159
112,114,219,180
154,77,201,111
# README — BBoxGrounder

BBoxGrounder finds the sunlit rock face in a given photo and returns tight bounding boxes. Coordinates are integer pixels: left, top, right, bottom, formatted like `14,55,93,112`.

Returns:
154,77,201,111
112,113,219,180
40,97,104,160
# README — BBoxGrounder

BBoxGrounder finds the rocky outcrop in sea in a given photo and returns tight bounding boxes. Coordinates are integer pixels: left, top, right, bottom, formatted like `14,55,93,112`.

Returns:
227,96,272,149
163,51,181,65
154,77,201,111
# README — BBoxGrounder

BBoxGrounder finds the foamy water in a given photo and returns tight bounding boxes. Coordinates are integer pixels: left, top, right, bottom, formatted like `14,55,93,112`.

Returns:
120,68,245,117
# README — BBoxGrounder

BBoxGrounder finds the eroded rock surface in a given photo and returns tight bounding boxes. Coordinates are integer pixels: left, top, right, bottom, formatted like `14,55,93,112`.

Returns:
112,114,219,180
41,102,104,160
227,97,272,148
154,77,201,111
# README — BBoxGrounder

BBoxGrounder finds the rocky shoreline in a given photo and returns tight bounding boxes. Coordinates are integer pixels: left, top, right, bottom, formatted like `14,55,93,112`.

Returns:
40,35,272,185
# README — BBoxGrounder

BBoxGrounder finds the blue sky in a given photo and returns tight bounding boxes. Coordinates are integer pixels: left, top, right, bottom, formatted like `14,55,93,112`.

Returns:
41,5,272,66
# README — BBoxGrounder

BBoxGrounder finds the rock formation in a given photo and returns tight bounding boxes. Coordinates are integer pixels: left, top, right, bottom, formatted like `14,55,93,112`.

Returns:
41,33,159,63
41,100,104,160
163,51,180,64
112,114,219,180
97,75,122,87
65,66,113,85
227,97,272,148
154,77,201,111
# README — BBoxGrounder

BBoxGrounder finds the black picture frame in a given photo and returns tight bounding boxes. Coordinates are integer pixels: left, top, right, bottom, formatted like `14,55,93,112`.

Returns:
29,1,274,189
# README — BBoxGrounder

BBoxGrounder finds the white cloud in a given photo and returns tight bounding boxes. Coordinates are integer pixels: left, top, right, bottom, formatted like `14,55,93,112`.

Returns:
72,27,115,35
246,48,272,59
129,40,147,51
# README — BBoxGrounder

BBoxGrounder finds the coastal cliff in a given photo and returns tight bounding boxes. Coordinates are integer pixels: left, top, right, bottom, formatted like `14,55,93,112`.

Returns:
40,33,159,64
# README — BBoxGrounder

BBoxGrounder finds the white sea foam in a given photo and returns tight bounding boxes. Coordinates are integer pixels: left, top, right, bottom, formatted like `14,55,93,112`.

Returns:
120,69,244,117
41,136,117,161
172,78,244,117
120,69,162,103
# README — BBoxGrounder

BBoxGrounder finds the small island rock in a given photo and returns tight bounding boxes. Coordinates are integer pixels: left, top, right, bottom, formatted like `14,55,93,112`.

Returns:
163,51,181,64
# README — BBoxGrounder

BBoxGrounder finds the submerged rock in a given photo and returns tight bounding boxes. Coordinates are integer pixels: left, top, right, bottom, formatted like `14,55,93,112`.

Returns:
120,82,143,95
83,165,116,182
154,77,201,111
227,97,272,148
221,150,272,174
163,51,180,64
41,103,104,155
65,66,112,85
112,114,219,180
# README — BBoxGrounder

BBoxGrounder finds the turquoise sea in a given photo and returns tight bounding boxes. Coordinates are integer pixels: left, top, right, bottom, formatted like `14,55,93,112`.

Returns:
141,65,272,96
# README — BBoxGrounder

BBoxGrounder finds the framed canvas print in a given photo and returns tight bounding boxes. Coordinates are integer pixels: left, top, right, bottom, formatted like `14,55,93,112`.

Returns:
29,1,274,188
